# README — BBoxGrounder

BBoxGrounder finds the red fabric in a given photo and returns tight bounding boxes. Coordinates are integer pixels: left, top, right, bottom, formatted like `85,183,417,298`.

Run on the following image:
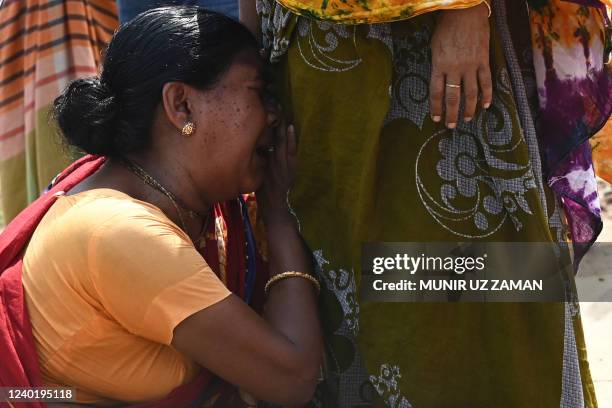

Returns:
128,374,212,408
0,155,104,408
0,155,264,408
203,200,269,313
224,200,248,301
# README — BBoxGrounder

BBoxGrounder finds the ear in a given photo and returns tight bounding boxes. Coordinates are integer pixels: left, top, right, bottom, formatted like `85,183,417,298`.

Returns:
161,82,197,132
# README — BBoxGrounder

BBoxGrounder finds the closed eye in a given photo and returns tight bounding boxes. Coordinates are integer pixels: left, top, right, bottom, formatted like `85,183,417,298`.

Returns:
249,85,279,106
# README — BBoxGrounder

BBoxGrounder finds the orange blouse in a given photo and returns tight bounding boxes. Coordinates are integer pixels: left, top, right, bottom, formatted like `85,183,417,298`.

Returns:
22,189,231,405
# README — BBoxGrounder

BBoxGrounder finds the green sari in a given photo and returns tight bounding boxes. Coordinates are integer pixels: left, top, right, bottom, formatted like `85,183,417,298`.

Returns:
258,0,601,406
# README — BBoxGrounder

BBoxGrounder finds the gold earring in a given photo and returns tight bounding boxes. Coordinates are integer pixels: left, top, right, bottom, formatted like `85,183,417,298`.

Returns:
181,121,195,136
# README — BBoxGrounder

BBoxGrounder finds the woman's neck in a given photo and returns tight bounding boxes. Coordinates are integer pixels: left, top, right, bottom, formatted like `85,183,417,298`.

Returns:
123,151,211,216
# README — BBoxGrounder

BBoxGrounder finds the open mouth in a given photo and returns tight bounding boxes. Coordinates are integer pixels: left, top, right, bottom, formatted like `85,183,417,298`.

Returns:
256,145,276,157
255,131,275,158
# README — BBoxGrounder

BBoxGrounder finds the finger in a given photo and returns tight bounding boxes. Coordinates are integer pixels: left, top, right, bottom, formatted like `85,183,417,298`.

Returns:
275,120,289,177
286,124,297,158
286,125,297,183
462,72,478,122
268,118,284,170
444,74,461,129
478,65,493,109
429,70,444,123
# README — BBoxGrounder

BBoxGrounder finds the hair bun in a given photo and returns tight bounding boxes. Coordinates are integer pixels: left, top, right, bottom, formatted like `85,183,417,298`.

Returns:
53,77,119,156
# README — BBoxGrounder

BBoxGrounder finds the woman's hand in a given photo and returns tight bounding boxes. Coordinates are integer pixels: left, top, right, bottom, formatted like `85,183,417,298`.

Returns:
257,120,297,223
429,2,492,128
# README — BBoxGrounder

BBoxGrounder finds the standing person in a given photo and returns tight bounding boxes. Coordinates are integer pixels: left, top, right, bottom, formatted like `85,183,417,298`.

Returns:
242,0,611,406
0,0,118,226
117,0,239,22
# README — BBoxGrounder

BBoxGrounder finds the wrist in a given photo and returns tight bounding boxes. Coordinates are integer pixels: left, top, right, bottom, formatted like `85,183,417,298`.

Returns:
479,0,491,18
437,1,490,21
265,271,320,295
471,1,490,18
261,207,295,226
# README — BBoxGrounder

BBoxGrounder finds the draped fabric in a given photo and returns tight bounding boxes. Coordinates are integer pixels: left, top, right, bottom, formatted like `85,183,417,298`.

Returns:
274,0,612,24
0,156,268,407
527,1,611,264
266,0,611,263
274,0,485,24
0,0,118,226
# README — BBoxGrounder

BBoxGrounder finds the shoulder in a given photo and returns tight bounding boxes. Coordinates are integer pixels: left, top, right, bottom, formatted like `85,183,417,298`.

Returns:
26,188,192,269
62,188,188,243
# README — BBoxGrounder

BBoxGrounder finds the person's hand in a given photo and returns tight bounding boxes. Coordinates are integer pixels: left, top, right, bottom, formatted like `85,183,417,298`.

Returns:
257,120,297,223
429,3,492,128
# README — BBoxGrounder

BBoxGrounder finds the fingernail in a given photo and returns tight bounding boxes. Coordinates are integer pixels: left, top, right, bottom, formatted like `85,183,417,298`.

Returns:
288,124,295,133
447,123,456,129
464,117,472,122
484,102,491,109
432,115,441,123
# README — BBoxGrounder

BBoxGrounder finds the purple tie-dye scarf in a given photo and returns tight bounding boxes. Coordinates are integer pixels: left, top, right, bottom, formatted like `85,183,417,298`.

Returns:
528,0,611,267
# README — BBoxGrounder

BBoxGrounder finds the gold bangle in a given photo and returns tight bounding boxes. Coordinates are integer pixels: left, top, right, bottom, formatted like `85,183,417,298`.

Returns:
265,271,321,295
481,0,492,18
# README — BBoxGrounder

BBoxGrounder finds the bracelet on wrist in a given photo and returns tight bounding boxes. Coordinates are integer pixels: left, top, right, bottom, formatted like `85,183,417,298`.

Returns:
265,271,321,295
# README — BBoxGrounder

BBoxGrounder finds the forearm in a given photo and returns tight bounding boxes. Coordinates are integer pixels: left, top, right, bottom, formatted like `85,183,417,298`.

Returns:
262,213,322,383
264,212,313,276
264,277,322,385
435,0,490,21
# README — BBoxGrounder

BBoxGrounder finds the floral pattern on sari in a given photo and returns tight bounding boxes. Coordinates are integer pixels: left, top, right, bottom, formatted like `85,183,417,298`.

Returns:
262,0,612,265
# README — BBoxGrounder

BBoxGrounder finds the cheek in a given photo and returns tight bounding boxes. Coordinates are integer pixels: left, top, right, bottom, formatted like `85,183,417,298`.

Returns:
224,107,267,160
208,86,268,130
198,92,267,180
230,97,267,134
204,130,255,176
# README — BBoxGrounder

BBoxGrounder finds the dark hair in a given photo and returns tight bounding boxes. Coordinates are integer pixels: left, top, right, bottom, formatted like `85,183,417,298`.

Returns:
53,7,259,157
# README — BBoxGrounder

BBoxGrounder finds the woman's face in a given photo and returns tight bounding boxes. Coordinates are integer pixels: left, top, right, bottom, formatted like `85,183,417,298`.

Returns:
189,48,279,201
